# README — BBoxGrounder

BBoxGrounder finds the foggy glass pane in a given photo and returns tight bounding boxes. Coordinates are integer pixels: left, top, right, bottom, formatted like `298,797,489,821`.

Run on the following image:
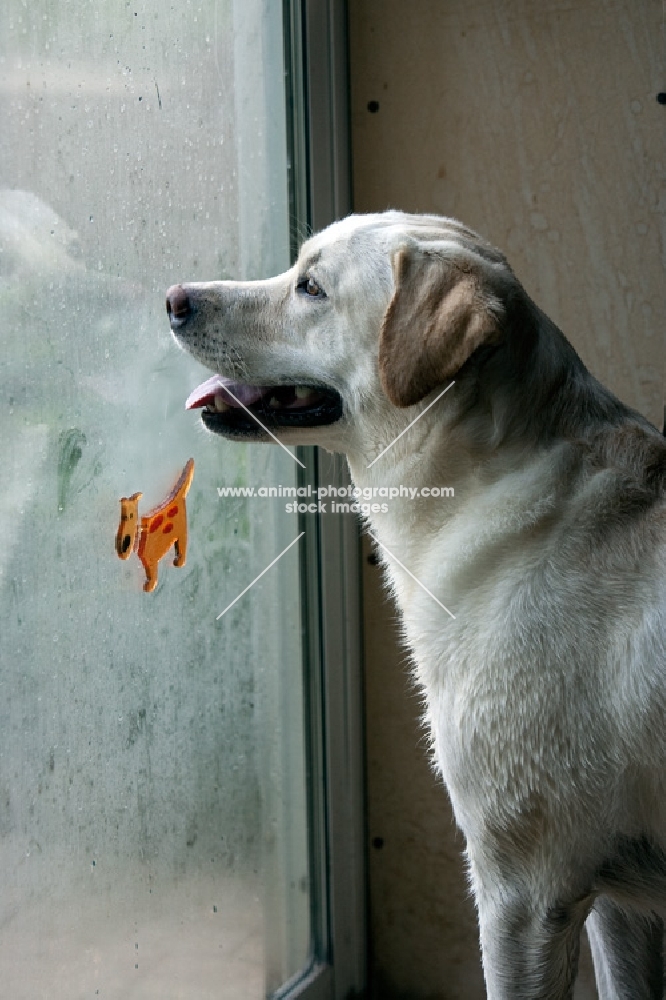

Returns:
0,1,310,996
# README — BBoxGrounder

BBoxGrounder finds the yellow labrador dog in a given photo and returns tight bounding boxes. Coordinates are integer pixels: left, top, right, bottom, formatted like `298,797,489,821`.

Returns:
167,212,666,999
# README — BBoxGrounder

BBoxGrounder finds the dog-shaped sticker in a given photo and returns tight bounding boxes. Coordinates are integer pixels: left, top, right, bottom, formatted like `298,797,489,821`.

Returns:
116,458,194,592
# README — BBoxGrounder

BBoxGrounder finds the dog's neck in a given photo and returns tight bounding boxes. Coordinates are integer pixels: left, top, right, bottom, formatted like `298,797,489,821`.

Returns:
342,324,650,616
345,399,485,610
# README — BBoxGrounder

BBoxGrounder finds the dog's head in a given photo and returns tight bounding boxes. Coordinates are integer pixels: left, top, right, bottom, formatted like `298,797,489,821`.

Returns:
167,212,520,453
115,492,142,559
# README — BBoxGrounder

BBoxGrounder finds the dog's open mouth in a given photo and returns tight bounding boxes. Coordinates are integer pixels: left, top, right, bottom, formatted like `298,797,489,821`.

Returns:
185,373,343,437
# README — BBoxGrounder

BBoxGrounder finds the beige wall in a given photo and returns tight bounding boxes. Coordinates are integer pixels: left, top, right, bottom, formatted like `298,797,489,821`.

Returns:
350,2,666,997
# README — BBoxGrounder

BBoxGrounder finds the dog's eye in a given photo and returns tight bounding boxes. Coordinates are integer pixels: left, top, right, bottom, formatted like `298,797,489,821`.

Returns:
297,276,325,298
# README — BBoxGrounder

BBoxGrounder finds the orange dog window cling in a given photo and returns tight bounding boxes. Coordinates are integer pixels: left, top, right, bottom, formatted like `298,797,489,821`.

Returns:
115,458,194,592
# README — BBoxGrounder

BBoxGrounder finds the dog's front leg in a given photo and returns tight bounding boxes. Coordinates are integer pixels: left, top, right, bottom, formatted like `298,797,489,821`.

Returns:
471,864,591,1000
586,897,663,999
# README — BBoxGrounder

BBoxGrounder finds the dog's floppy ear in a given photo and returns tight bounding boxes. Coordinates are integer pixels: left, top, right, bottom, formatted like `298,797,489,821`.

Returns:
379,244,503,407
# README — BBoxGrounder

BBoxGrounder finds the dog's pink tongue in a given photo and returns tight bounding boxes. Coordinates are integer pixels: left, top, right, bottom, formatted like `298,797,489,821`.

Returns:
185,374,268,410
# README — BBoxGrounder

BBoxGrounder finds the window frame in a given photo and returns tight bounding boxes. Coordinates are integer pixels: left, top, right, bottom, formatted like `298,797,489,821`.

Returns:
277,2,367,998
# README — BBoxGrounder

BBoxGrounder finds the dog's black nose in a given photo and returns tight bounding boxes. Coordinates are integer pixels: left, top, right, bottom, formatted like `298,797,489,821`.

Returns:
166,284,191,327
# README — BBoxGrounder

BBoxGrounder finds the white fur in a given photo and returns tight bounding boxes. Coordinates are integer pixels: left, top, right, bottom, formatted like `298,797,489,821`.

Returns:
170,211,666,998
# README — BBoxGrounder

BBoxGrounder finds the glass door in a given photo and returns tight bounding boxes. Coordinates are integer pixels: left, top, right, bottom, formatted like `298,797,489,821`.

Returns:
0,0,324,995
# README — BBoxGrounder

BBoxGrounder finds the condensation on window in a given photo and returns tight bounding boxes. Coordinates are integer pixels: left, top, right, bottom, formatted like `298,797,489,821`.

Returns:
0,0,309,996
